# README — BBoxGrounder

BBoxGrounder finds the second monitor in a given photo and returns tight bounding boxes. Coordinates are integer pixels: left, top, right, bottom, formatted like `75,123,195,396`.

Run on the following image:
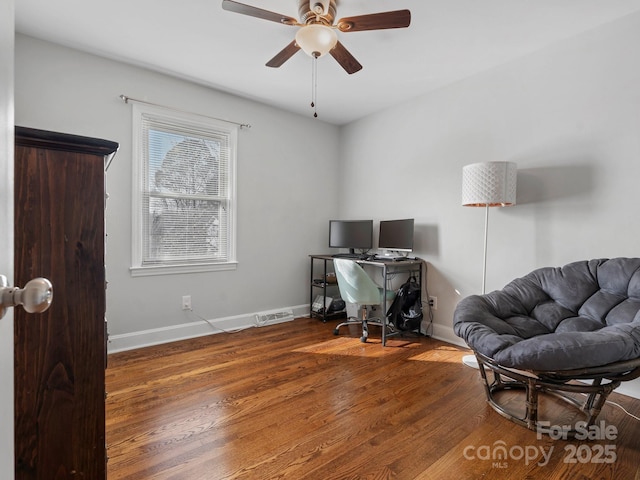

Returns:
378,218,414,256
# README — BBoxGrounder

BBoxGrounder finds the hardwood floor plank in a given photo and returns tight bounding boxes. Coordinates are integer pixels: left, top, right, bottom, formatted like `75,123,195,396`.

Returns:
106,318,640,479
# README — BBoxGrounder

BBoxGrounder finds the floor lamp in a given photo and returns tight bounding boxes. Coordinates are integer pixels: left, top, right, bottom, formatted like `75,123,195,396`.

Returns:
461,161,517,368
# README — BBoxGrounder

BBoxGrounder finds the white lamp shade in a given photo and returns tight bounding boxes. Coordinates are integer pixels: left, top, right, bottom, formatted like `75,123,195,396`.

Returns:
462,161,517,207
295,25,338,57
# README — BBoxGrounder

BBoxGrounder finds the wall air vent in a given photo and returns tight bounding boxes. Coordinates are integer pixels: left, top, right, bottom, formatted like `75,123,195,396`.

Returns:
255,310,294,327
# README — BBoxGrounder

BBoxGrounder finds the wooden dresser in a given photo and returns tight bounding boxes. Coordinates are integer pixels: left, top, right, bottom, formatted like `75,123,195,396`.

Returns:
14,127,118,479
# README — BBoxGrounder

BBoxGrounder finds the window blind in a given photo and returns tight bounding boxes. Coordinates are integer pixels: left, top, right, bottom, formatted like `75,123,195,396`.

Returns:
140,112,233,265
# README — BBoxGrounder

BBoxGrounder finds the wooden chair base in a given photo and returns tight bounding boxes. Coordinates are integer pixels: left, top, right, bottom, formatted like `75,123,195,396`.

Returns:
473,352,640,438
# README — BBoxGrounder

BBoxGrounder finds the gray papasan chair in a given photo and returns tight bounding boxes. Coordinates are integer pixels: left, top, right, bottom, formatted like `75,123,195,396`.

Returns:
454,257,640,436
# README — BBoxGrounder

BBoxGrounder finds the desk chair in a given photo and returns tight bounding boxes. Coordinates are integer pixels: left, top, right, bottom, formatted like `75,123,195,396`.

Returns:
332,258,395,343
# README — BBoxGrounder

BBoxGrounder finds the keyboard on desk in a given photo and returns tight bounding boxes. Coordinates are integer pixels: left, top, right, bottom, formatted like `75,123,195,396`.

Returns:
372,256,411,262
331,253,368,259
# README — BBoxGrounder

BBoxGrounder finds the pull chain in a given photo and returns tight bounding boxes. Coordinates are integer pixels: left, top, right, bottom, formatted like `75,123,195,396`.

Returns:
311,53,318,118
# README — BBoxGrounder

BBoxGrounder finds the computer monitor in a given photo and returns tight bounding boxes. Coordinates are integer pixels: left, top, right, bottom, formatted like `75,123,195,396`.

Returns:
328,220,373,254
378,219,414,254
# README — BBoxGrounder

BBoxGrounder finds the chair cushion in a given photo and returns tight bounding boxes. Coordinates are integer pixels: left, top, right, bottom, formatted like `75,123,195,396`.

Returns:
333,258,382,305
454,258,640,371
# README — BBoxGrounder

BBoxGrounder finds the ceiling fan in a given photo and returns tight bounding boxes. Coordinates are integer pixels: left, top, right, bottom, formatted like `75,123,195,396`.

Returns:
221,0,411,74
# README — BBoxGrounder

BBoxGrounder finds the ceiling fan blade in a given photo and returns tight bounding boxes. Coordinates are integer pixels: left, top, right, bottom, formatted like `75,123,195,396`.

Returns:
222,0,299,26
329,41,363,75
336,9,411,32
266,40,301,68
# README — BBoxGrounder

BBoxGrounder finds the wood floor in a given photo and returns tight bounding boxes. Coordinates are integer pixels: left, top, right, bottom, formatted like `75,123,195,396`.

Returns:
106,317,640,480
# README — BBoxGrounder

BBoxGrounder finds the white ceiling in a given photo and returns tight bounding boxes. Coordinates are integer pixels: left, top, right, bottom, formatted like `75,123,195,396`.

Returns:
15,0,640,125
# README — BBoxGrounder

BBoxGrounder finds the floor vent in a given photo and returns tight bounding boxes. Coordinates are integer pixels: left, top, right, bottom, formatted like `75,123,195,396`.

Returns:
255,310,294,327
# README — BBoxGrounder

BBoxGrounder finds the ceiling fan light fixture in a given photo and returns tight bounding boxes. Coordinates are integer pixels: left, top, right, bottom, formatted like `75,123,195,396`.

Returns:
295,24,338,58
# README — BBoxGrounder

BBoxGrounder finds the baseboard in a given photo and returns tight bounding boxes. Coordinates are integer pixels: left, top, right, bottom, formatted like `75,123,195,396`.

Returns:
610,378,640,400
425,322,469,349
108,304,309,354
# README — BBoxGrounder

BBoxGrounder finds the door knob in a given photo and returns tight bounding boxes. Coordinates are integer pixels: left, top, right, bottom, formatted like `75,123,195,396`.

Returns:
0,275,53,319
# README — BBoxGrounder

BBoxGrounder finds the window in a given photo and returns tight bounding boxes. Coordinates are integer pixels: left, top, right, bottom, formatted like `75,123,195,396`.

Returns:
131,103,237,276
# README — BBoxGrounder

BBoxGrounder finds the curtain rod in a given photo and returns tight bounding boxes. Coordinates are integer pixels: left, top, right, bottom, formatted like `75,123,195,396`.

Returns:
119,95,251,129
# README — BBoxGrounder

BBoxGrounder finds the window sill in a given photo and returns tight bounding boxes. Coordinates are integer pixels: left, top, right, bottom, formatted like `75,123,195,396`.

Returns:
130,261,238,277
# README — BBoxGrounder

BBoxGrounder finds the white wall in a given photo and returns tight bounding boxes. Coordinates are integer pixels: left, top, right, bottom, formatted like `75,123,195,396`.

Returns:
14,13,640,401
15,35,341,350
0,1,14,477
339,13,640,399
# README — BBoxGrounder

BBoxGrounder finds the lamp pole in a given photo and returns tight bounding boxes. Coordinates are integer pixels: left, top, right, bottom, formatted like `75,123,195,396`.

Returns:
482,204,489,294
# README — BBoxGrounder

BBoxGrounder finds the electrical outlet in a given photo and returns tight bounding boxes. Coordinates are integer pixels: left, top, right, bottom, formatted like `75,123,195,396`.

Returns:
428,296,437,310
182,295,192,311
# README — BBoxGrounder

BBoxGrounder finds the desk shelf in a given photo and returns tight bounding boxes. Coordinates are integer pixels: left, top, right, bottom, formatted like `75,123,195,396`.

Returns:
309,256,346,322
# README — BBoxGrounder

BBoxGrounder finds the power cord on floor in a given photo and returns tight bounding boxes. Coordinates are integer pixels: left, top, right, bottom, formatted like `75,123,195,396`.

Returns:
185,308,256,335
605,399,640,421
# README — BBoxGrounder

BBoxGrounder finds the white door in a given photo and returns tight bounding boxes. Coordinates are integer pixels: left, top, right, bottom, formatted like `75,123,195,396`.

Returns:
1,1,15,478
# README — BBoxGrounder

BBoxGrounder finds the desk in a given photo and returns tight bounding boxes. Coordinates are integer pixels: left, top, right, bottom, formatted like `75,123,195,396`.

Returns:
309,255,423,345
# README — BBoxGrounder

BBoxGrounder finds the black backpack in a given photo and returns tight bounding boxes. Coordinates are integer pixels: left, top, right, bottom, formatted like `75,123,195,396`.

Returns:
386,275,423,331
